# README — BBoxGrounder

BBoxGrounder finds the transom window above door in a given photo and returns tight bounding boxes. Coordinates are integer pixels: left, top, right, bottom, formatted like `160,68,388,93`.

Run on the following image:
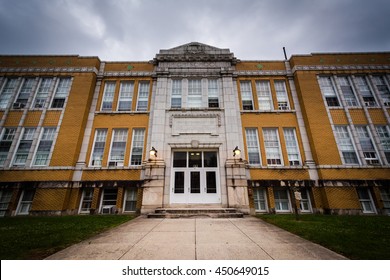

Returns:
173,151,218,168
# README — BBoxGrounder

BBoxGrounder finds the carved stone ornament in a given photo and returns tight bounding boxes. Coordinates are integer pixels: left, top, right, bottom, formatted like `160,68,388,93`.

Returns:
185,43,205,54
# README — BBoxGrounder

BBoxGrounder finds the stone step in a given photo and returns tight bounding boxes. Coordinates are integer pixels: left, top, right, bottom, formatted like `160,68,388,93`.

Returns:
147,208,244,218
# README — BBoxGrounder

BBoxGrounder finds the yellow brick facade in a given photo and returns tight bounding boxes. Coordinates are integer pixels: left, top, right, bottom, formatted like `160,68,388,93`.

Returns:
0,47,389,217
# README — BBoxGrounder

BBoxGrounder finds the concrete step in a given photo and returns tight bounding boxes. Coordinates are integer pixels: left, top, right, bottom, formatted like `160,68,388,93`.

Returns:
147,208,244,218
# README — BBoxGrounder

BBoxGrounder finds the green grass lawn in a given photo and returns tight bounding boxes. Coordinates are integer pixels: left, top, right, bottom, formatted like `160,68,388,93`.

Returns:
258,214,390,260
0,215,134,260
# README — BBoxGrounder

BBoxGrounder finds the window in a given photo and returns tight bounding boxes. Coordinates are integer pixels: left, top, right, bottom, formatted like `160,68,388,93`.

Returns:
16,189,35,215
284,128,301,165
356,126,379,165
0,128,16,166
14,78,35,109
33,127,56,166
254,189,268,212
0,189,13,217
117,81,134,111
51,78,71,108
256,81,273,110
33,78,52,108
274,81,290,110
245,128,261,165
0,78,18,109
130,128,145,165
108,129,127,167
263,128,282,165
375,126,390,164
100,189,118,214
240,81,253,110
124,188,137,212
208,79,219,108
338,77,359,107
380,188,390,212
173,151,187,167
299,190,312,212
334,126,359,164
318,76,340,107
274,190,291,212
372,76,390,106
188,79,202,108
79,188,94,214
101,82,115,111
90,129,107,167
355,76,376,107
136,81,149,111
171,80,182,108
13,128,36,166
357,188,376,213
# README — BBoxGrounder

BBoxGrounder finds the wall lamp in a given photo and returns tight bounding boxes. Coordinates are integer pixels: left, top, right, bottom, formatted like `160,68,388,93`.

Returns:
149,147,157,158
233,146,241,157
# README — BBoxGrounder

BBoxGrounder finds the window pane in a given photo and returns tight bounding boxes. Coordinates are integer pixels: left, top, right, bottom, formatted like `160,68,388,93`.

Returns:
190,171,200,193
136,82,149,111
240,81,253,110
188,80,202,108
256,81,273,110
173,152,187,167
246,128,261,164
204,152,217,167
189,152,202,167
130,129,145,165
174,171,185,193
206,171,217,193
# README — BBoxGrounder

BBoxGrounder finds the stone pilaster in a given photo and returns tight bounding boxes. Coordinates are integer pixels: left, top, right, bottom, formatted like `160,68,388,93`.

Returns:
141,159,166,214
225,158,249,213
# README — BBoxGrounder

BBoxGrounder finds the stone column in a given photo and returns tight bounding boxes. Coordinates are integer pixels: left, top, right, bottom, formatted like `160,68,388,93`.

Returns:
225,158,249,213
141,159,166,214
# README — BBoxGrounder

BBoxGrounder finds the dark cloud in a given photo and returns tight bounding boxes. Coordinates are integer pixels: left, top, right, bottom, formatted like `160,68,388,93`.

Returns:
0,0,389,61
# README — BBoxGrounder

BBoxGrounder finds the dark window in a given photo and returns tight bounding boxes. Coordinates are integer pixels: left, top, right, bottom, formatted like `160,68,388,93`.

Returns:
173,152,187,167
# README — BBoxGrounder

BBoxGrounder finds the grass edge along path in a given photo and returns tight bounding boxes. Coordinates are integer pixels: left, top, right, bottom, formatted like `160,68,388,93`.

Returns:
257,214,390,260
0,215,134,260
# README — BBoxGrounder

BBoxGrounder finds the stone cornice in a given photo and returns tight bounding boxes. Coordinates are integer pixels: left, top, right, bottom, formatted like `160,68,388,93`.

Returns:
103,71,154,77
0,67,99,74
292,64,390,73
234,70,287,76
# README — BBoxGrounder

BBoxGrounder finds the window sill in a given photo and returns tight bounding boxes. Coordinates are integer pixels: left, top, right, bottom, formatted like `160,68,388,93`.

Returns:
96,111,150,115
240,109,296,114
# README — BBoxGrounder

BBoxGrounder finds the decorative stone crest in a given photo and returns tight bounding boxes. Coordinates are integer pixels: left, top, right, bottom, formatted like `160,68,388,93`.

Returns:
185,43,205,54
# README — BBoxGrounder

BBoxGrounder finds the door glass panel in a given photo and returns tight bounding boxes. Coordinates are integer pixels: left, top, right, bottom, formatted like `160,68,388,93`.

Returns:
190,171,200,193
204,152,218,167
206,171,217,193
174,171,185,193
173,152,187,167
189,152,202,167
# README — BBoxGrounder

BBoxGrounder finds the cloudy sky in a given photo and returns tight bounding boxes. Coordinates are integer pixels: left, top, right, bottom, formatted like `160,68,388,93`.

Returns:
0,0,389,61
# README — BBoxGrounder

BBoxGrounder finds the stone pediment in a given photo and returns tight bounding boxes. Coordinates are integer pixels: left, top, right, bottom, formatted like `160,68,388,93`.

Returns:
153,42,237,64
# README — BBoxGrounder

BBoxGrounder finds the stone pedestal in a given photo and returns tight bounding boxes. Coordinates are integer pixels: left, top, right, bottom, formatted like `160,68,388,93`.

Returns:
141,159,166,214
225,158,250,214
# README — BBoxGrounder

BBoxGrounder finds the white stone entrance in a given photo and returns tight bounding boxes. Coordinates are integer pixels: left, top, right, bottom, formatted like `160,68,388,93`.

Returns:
170,151,220,204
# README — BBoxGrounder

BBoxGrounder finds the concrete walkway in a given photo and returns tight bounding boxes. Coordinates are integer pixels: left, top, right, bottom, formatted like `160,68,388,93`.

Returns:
46,216,347,260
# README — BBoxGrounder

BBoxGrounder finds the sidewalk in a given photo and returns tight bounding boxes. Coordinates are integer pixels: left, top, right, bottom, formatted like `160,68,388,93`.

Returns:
46,216,347,260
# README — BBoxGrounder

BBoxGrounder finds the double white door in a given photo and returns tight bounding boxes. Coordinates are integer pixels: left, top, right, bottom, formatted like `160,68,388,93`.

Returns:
170,151,220,204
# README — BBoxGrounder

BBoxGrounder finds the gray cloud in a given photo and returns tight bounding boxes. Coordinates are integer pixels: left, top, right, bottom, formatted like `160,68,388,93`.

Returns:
0,0,389,61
